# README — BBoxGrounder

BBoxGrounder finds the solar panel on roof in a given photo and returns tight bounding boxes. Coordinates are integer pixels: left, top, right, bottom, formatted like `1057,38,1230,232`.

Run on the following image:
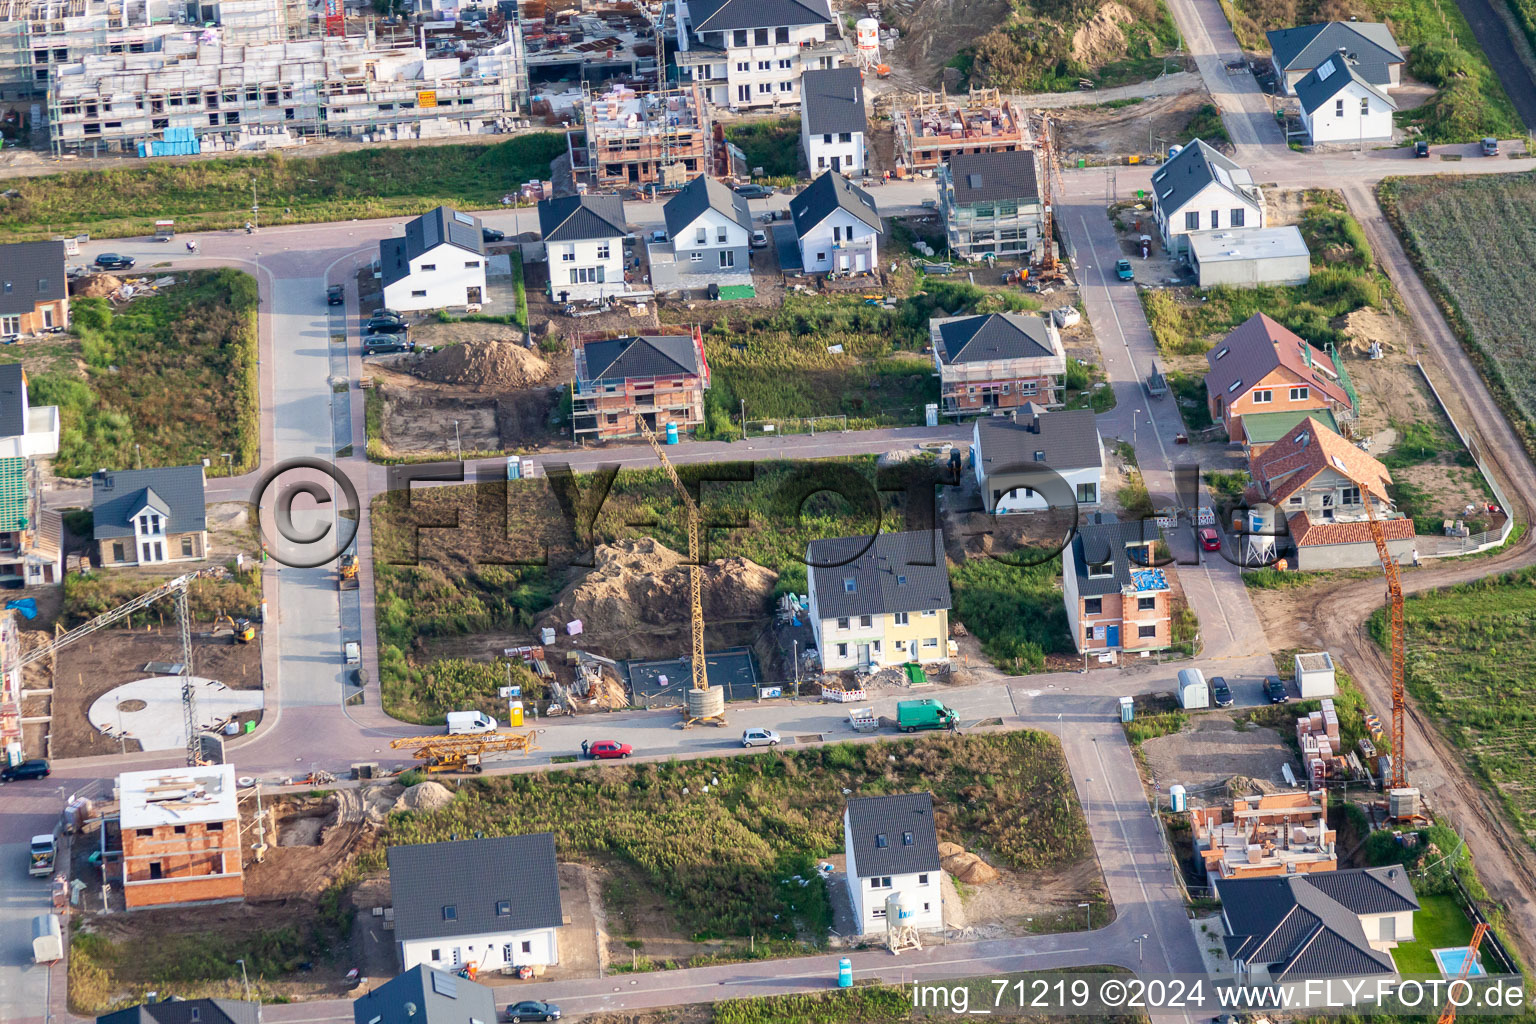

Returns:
453,211,474,225
431,971,458,997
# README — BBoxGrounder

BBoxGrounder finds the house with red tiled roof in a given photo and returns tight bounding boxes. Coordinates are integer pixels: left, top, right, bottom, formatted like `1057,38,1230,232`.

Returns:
1205,314,1353,443
1247,417,1414,570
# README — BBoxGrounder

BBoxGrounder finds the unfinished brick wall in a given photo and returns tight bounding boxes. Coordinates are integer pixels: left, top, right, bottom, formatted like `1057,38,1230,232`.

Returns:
122,817,243,908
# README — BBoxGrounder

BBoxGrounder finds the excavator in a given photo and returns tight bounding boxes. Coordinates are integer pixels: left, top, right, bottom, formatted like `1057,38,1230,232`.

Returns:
337,553,359,591
212,612,256,644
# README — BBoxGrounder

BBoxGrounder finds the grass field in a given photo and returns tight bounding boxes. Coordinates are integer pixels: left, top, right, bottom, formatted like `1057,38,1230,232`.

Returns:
1390,894,1476,975
724,118,802,184
0,134,568,240
63,566,263,625
949,554,1073,671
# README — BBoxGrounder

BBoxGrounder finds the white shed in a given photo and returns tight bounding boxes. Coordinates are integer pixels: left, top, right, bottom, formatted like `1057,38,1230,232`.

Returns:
1177,667,1209,709
1294,651,1337,698
1187,226,1311,288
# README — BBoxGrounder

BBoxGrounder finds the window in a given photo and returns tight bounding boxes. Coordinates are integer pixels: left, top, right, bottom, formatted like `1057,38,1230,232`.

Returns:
430,949,442,962
922,637,938,648
844,577,856,593
1289,495,1304,507
754,27,768,44
1361,96,1370,115
1184,211,1199,231
738,84,752,102
921,610,936,618
778,58,792,68
496,900,512,916
112,542,125,562
716,226,728,244
571,266,606,284
595,242,610,259
815,253,826,262
0,315,16,334
736,61,749,72
733,29,748,46
895,640,906,651
902,830,914,846
1137,596,1156,611
872,640,881,652
918,873,929,884
875,833,888,848
206,821,223,831
776,26,789,42
1336,98,1345,117
896,575,907,585
521,941,532,954
1077,482,1097,503
443,905,457,921
1252,389,1273,404
1084,597,1102,615
1289,386,1309,401
1227,379,1243,394
1230,208,1245,227
756,60,771,71
419,263,436,271
869,876,892,889
859,614,872,628
719,250,734,268
561,247,575,262
36,278,47,294
1209,210,1219,229
839,132,852,143
758,82,772,94
832,225,842,242
837,617,850,630
1088,559,1113,579
893,611,909,625
836,643,848,658
1341,485,1361,505
502,943,514,963
181,537,194,557
779,80,794,92
696,227,708,245
464,261,480,269
1138,624,1157,638
412,289,427,297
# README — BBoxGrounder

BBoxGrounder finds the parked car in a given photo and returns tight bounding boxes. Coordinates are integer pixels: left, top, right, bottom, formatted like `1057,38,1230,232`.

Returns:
732,183,775,199
93,253,135,270
1,759,50,782
367,319,409,336
505,1001,560,1022
1265,675,1289,704
649,229,668,245
327,284,344,305
1115,258,1134,281
482,226,506,243
369,307,404,323
750,229,769,249
1198,527,1221,552
1414,140,1430,158
362,334,415,355
587,740,631,759
1482,137,1499,156
1210,677,1233,708
742,727,780,747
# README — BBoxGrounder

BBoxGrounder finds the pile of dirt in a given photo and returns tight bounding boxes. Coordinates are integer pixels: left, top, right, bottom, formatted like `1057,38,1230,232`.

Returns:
1226,775,1282,797
1338,307,1398,355
1069,2,1135,65
939,841,1001,884
415,341,550,390
397,780,455,812
71,273,122,298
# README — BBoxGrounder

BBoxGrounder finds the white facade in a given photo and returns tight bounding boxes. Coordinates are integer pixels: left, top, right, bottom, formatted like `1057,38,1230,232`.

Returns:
546,236,627,302
677,11,843,111
382,241,488,312
399,925,559,973
130,500,173,565
1301,83,1394,144
1157,180,1266,254
797,209,879,274
803,127,865,175
843,810,943,935
0,405,59,459
972,421,1103,512
1188,226,1311,288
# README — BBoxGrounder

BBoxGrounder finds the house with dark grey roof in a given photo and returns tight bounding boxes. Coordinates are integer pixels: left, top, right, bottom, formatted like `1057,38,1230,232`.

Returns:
673,0,845,112
1295,50,1396,146
0,363,59,460
938,150,1045,261
800,67,867,176
380,206,489,313
1217,866,1419,983
0,241,68,338
571,328,710,440
1267,22,1403,96
843,792,943,935
353,967,497,1024
661,176,753,282
805,529,951,672
972,405,1103,513
98,998,260,1024
538,194,631,303
92,465,207,568
388,834,564,973
1205,312,1353,441
789,170,882,275
1150,140,1266,254
1062,514,1171,656
930,312,1066,415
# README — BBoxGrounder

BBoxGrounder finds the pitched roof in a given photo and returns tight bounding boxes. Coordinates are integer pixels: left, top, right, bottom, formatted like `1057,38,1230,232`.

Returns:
352,968,499,1024
98,1000,260,1024
1288,510,1415,547
539,194,629,243
1150,139,1258,216
1204,313,1351,411
975,409,1103,475
387,834,563,942
1241,407,1340,446
1250,417,1392,505
801,67,867,137
844,792,941,877
806,529,951,620
1067,516,1166,597
91,465,206,540
579,334,701,383
685,0,833,32
1266,21,1403,76
935,312,1059,365
945,150,1041,206
1295,51,1396,115
790,170,883,236
0,363,26,438
0,241,67,318
381,207,487,287
663,175,752,239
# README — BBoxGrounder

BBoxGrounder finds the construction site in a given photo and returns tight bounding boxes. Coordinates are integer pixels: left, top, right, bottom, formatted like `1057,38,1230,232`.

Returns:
891,87,1032,175
569,327,710,441
521,0,662,86
567,81,711,190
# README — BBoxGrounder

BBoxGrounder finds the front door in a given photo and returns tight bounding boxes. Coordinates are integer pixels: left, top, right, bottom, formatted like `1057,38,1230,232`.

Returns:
855,251,868,273
466,286,482,304
857,644,870,669
1106,625,1120,648
831,155,840,172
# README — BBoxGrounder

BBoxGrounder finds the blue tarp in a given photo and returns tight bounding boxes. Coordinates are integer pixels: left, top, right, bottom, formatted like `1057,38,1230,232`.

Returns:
138,128,202,158
6,597,37,619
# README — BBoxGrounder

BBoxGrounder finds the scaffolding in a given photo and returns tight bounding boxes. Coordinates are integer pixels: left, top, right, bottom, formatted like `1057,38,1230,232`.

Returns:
892,87,1031,174
570,327,709,441
572,79,711,190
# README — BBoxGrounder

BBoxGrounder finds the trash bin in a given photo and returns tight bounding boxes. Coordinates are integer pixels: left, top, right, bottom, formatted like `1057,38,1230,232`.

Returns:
837,957,853,988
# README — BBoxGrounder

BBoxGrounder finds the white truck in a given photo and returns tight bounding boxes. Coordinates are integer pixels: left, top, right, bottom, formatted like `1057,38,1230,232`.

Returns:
29,834,57,878
445,710,497,735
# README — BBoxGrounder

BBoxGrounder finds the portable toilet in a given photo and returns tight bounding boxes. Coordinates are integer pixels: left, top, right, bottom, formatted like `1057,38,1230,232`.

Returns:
507,456,522,480
1168,784,1186,813
1119,696,1135,723
665,422,679,444
506,699,525,727
1177,668,1209,709
837,957,853,987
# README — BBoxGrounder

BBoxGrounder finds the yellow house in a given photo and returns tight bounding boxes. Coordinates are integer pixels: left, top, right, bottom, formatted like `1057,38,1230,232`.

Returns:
805,530,952,672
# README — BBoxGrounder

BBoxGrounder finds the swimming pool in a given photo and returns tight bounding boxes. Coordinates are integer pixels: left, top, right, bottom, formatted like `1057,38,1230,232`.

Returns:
1433,946,1487,977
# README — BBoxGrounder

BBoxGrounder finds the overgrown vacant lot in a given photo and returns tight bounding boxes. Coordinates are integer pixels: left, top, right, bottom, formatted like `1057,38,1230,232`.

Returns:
0,134,568,240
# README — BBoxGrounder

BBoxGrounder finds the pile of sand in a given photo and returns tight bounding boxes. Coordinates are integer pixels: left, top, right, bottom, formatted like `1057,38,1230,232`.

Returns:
71,273,123,298
396,780,455,812
1069,2,1135,65
415,341,550,390
939,841,1001,884
1338,307,1397,355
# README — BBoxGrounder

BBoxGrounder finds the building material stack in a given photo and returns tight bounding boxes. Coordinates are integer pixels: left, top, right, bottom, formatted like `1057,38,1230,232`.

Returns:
1296,697,1343,781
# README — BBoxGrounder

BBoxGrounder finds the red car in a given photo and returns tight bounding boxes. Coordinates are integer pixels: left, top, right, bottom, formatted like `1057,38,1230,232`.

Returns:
586,740,632,760
1198,527,1221,552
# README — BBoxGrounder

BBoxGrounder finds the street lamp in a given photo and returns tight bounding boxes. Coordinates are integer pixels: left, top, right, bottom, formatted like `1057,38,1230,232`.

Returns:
1078,901,1091,929
1084,778,1092,817
1135,933,1148,961
453,419,463,461
236,958,251,1001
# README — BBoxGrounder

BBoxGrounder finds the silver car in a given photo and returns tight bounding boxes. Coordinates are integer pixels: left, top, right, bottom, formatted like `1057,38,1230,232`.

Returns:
742,727,780,747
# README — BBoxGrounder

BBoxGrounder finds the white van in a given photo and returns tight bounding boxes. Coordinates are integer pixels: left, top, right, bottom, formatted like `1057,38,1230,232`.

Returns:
446,711,498,735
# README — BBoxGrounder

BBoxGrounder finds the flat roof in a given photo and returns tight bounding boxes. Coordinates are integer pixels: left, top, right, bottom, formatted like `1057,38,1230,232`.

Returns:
1242,407,1340,444
1188,225,1310,264
118,763,238,829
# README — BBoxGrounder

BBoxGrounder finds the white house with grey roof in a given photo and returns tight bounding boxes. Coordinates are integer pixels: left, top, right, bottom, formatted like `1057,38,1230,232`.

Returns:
973,405,1103,513
99,998,260,1024
92,464,207,568
0,364,58,460
800,67,867,175
353,967,498,1024
1295,51,1396,145
674,0,847,111
538,194,631,303
789,170,882,275
660,175,753,283
381,206,488,313
806,529,950,672
1150,140,1266,254
843,792,943,935
938,150,1045,261
1266,21,1403,96
387,834,564,973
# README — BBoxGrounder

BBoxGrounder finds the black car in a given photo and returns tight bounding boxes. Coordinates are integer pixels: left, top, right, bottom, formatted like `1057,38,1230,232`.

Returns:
370,307,405,323
482,226,506,243
505,1002,560,1022
366,319,409,336
731,183,775,200
94,253,135,270
1210,676,1233,708
362,334,415,356
1265,675,1289,704
327,284,345,305
1,758,50,781
1414,140,1430,158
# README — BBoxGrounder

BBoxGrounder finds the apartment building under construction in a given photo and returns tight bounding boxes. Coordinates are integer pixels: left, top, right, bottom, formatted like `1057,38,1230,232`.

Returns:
569,81,711,190
892,87,1031,174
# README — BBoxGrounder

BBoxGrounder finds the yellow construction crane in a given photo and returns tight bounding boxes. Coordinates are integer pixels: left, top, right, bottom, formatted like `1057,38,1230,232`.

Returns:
635,418,725,727
1364,499,1407,791
389,730,539,773
1435,922,1488,1024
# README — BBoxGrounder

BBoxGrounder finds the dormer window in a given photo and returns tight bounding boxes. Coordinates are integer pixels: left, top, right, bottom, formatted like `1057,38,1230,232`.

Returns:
844,578,856,593
443,905,457,921
875,833,888,848
1088,558,1113,578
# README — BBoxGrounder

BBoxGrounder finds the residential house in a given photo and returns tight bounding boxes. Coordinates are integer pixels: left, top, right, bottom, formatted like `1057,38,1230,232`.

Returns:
380,206,488,313
1204,313,1353,441
1267,22,1403,96
1296,50,1396,146
972,406,1103,513
1061,516,1171,656
0,364,60,459
931,312,1066,415
117,764,244,910
800,67,866,175
538,194,630,303
353,967,498,1024
938,149,1045,262
843,792,943,935
1187,225,1311,289
571,329,709,440
0,456,61,586
805,529,950,672
0,240,68,336
673,0,846,112
662,176,753,280
1217,866,1419,982
389,834,564,972
1150,140,1266,254
92,465,208,567
1192,790,1336,880
789,170,882,275
1247,417,1415,570
98,999,260,1024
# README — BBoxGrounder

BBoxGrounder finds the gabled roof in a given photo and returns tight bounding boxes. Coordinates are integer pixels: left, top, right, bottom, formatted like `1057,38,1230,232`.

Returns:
801,67,867,137
663,175,752,239
538,194,629,243
936,313,1059,365
0,363,27,438
844,792,941,878
975,409,1103,475
1267,21,1403,76
352,968,499,1024
0,241,67,318
1150,139,1258,216
382,206,487,287
1068,516,1165,597
1288,510,1415,547
806,529,950,620
945,150,1040,206
1250,417,1392,505
98,999,260,1024
91,465,206,540
685,0,833,33
1204,313,1351,412
387,834,563,942
790,170,883,237
1295,51,1396,115
579,334,701,383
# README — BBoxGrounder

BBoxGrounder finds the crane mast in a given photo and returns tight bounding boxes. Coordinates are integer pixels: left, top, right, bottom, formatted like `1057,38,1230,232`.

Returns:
636,419,708,697
1364,499,1407,790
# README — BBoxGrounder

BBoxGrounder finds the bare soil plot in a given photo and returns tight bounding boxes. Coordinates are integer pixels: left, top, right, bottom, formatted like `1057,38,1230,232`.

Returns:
1139,714,1297,791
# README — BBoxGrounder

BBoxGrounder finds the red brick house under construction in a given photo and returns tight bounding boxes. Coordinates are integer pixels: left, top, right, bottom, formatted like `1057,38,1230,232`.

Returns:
572,328,710,440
